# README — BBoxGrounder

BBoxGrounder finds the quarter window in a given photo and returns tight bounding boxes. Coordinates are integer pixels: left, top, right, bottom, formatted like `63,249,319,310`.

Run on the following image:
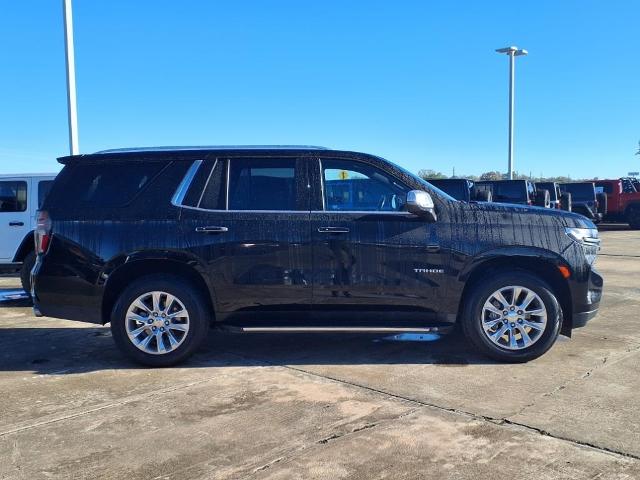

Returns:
0,181,27,212
228,158,298,211
321,159,408,212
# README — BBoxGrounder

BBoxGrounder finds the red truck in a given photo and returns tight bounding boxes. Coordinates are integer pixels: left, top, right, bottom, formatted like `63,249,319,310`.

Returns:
594,179,640,228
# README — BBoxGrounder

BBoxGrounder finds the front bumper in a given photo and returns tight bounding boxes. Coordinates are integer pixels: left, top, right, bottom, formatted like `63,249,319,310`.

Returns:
569,267,603,331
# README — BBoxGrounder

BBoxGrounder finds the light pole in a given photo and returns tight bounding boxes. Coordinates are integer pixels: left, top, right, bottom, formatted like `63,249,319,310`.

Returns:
63,0,79,155
496,46,527,180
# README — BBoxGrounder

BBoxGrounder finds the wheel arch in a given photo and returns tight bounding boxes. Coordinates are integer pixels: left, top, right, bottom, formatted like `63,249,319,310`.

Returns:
101,255,216,326
12,231,35,263
458,251,573,336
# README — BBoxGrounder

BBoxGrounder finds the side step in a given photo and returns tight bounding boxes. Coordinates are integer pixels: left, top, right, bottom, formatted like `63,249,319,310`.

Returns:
219,325,451,334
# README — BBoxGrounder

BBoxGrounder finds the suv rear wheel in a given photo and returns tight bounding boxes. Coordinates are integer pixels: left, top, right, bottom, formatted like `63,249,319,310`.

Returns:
462,271,561,362
20,251,36,295
110,275,210,366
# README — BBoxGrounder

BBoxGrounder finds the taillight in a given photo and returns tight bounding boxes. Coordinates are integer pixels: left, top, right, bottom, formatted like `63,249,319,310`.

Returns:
34,210,52,254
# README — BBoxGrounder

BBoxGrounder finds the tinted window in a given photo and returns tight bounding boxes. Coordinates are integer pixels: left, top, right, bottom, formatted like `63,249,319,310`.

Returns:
228,158,298,211
53,163,165,207
561,183,595,201
0,181,27,212
595,183,613,194
477,181,527,202
38,180,54,209
322,159,408,212
183,159,226,210
427,180,467,200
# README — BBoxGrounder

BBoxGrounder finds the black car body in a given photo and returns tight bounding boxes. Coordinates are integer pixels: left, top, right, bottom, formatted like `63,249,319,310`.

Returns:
559,182,603,222
32,147,603,366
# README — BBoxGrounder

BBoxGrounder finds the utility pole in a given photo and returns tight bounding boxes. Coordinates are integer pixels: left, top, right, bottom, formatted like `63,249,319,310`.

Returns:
496,46,527,180
63,0,79,155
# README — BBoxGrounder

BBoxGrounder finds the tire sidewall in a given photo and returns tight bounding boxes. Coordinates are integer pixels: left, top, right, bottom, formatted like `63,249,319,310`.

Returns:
110,275,209,367
20,251,36,294
462,272,562,362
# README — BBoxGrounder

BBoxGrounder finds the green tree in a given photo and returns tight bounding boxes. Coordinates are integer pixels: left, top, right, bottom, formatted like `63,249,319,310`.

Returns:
418,169,447,180
479,171,504,181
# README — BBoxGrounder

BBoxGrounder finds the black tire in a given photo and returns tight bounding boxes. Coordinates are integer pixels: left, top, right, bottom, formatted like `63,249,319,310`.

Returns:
110,275,210,367
627,207,640,230
535,189,551,208
560,192,572,212
461,271,562,362
596,192,608,216
20,251,36,295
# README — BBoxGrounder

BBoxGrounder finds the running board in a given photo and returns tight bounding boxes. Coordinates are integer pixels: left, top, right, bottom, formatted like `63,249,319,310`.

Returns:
225,326,449,334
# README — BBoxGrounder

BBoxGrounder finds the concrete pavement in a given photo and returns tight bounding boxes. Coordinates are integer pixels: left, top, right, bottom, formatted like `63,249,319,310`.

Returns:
0,227,638,479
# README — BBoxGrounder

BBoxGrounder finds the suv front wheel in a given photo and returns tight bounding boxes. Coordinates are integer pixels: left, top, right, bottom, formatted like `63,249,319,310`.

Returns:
110,275,210,367
462,272,562,362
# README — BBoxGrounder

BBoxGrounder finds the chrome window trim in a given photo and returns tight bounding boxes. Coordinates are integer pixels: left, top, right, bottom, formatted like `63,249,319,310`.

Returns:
319,158,326,211
170,160,203,207
196,159,218,209
178,203,413,215
225,159,230,210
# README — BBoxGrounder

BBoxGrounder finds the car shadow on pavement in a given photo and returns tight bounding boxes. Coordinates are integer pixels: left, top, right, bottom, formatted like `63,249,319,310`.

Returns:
0,323,495,375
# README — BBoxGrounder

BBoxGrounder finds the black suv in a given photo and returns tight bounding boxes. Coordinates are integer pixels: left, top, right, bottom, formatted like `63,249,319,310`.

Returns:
33,147,603,366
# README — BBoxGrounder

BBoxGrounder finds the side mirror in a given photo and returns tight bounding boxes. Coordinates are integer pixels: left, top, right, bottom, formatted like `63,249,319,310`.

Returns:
406,190,437,222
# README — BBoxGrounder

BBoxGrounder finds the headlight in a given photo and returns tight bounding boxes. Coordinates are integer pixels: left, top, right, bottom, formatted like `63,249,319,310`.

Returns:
565,227,600,246
566,227,600,265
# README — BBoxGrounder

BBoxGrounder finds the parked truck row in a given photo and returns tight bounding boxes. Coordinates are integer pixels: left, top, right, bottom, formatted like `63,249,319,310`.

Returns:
427,177,639,228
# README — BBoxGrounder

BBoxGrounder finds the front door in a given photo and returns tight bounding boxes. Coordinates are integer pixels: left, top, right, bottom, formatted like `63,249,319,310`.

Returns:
179,156,312,314
0,178,30,260
310,157,446,316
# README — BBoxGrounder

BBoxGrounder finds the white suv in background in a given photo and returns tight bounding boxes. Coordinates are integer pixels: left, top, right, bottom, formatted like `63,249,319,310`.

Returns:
0,173,57,292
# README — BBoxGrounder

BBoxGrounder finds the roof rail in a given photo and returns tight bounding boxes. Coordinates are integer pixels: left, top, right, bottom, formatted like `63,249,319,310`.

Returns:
93,145,330,154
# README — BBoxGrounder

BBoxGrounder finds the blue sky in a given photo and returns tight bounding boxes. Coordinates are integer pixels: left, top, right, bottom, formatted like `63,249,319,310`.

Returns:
1,1,639,178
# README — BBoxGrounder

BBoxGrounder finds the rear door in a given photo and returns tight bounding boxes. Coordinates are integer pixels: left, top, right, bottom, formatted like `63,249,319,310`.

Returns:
179,156,312,314
309,157,446,316
0,178,30,260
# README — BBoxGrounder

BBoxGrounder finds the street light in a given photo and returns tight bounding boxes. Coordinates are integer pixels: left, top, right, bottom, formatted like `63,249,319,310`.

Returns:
496,46,527,180
63,0,79,155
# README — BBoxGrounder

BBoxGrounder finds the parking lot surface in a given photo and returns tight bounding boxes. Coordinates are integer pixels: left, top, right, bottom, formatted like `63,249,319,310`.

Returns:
1,228,639,479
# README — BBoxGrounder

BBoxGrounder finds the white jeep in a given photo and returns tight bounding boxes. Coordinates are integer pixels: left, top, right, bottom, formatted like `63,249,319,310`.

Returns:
0,173,57,292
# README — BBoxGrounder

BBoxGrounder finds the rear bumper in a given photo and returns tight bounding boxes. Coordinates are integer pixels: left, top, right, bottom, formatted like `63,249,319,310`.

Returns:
31,253,103,324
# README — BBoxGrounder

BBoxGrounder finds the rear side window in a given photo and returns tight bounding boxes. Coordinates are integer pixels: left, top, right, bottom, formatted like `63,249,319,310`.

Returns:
228,158,298,211
38,180,54,208
0,181,27,212
53,163,165,207
182,159,226,210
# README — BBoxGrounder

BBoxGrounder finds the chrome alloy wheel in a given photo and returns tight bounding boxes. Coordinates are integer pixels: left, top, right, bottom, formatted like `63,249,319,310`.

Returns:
481,285,547,350
125,291,190,355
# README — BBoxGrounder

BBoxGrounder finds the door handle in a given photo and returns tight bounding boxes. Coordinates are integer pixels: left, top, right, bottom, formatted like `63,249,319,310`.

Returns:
9,221,24,227
426,244,440,253
318,226,350,234
195,226,229,233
